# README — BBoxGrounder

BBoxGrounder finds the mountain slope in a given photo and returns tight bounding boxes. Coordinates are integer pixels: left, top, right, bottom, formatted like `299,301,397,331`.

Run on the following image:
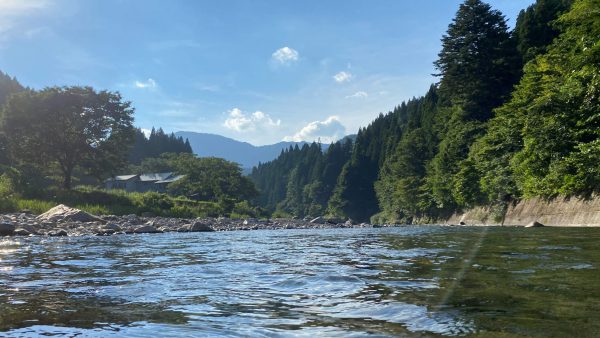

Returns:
174,131,333,169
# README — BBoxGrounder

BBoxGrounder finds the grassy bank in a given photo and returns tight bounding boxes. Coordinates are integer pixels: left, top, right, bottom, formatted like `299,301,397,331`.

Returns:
0,186,263,219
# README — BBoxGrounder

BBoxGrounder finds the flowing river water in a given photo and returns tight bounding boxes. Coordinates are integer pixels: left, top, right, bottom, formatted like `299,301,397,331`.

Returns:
0,226,599,337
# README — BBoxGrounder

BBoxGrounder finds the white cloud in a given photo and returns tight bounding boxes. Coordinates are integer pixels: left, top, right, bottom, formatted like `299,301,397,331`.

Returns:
0,0,48,14
345,91,368,99
140,128,152,138
284,116,346,144
333,71,352,83
272,47,299,64
223,108,281,132
135,78,157,89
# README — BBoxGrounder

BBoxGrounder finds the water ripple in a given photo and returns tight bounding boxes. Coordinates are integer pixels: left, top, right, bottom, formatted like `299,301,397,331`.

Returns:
1,227,600,336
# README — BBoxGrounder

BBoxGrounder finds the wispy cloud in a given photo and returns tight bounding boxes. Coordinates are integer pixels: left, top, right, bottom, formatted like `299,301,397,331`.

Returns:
148,39,202,51
272,47,299,64
345,91,368,99
284,116,346,143
135,78,157,89
197,84,220,92
0,0,50,41
333,71,352,83
224,108,281,132
0,0,49,14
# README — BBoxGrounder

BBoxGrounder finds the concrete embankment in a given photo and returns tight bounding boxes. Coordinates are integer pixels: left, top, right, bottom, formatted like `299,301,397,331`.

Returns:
446,195,600,227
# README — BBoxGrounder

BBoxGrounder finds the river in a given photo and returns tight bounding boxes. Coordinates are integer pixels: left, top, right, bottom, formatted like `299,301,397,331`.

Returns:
1,226,599,337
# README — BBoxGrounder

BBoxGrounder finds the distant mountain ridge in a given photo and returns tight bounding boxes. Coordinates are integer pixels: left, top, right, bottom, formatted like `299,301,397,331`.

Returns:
174,131,336,169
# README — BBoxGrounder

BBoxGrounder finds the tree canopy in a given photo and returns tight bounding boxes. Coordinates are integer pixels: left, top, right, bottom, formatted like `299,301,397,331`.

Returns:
169,154,257,203
1,86,135,189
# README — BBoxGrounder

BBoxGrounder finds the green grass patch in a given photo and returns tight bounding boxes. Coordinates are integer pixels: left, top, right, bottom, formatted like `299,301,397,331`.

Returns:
0,185,264,218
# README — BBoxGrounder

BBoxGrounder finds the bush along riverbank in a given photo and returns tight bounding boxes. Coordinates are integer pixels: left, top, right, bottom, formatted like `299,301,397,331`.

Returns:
0,205,380,237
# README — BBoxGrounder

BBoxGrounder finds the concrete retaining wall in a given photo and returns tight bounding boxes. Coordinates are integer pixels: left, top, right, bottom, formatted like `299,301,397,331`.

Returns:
444,195,600,227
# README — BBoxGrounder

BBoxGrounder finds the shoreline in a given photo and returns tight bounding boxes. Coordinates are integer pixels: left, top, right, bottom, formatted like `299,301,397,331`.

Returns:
3,200,600,238
0,207,382,237
2,212,597,239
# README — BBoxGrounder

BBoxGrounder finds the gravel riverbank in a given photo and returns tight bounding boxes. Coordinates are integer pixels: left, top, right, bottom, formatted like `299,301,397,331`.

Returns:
0,205,380,237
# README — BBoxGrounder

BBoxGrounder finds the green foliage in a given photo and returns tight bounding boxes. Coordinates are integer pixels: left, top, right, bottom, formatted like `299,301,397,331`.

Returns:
251,140,352,218
0,186,230,218
168,154,257,202
515,0,573,64
434,0,519,121
0,70,25,108
0,173,17,212
128,127,192,165
127,155,175,174
14,199,56,214
374,88,440,223
0,86,135,189
482,0,600,198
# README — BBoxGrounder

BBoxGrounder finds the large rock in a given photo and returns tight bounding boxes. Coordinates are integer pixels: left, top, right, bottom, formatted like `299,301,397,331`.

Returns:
103,223,122,232
525,221,545,228
0,222,15,236
14,228,33,236
133,225,162,234
48,229,68,237
15,224,38,235
188,221,214,232
37,204,104,223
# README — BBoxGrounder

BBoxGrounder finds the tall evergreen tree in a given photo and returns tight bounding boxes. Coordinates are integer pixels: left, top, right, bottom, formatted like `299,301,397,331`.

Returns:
434,0,519,121
426,0,519,213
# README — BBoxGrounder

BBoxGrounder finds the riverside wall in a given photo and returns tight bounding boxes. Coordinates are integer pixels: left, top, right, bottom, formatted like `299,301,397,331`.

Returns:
445,195,600,227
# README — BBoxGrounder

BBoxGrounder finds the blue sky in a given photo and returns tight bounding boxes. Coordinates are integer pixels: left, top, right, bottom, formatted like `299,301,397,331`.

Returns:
0,0,534,145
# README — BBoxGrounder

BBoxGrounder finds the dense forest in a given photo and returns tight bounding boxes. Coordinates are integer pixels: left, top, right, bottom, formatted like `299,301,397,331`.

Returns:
251,0,597,223
128,127,193,165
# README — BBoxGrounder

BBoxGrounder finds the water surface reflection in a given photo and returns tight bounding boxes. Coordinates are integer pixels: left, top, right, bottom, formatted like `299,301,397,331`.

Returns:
1,226,599,337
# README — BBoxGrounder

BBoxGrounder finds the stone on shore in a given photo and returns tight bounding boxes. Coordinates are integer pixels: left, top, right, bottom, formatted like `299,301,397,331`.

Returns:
17,224,38,234
0,222,15,236
133,225,162,234
49,229,68,237
525,221,544,228
37,204,105,223
14,228,33,236
102,223,122,232
310,216,326,224
188,221,214,232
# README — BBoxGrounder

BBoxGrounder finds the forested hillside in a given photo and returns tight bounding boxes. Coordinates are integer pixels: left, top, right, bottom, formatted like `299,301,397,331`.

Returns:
128,128,193,165
250,0,595,223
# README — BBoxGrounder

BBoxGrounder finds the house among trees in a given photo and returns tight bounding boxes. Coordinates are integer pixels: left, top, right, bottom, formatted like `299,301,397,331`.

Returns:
105,172,184,193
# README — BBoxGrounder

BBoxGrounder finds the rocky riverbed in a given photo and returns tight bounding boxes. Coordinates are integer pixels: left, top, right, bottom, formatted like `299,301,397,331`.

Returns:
0,204,380,237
